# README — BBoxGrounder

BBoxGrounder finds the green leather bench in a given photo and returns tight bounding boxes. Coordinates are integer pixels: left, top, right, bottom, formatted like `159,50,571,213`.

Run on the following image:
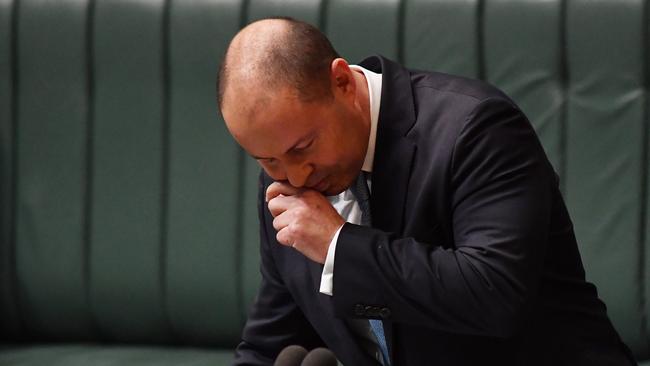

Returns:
0,0,648,364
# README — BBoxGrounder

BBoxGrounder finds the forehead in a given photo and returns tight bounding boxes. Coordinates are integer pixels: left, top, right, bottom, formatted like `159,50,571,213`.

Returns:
223,89,321,156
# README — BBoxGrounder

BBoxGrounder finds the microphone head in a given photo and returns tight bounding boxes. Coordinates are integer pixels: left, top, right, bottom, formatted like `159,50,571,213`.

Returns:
301,348,338,366
274,345,308,366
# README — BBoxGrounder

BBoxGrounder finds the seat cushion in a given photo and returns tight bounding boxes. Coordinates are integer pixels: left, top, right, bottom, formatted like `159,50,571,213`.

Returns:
0,344,234,366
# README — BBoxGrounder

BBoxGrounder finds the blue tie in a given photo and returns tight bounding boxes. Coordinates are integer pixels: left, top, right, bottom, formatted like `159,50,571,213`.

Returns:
350,172,391,366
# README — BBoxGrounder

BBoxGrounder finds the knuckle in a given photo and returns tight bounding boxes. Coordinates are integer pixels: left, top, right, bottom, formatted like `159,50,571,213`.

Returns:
272,217,282,231
288,223,300,237
295,206,308,217
276,229,289,245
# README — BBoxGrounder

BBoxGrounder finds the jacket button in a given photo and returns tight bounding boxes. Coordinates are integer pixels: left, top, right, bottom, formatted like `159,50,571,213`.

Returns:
366,306,385,318
354,304,365,316
368,306,379,318
380,307,391,319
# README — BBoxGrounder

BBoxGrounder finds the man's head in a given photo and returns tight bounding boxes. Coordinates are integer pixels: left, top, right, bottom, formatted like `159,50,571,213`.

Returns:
218,17,371,196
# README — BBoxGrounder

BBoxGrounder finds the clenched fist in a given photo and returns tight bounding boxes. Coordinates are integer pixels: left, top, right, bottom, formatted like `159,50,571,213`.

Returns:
266,181,345,264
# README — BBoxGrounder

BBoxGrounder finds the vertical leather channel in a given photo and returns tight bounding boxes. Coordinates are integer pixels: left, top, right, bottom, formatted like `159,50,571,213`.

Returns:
247,0,321,24
14,0,95,340
638,0,650,358
90,0,172,342
483,0,564,177
239,130,263,319
324,0,401,64
0,0,22,341
403,0,480,79
166,0,243,346
565,0,648,356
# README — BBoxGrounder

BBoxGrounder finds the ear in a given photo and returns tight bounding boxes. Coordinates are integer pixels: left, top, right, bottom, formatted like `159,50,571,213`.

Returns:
330,58,356,97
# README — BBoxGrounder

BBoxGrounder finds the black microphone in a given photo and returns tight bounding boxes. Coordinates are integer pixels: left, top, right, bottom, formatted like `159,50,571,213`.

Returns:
274,345,308,366
300,348,338,366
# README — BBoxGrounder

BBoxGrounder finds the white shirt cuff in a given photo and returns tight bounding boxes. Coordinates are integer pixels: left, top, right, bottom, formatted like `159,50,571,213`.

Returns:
319,224,345,296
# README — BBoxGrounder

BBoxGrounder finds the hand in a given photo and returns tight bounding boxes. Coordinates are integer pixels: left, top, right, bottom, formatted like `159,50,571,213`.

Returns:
266,182,345,264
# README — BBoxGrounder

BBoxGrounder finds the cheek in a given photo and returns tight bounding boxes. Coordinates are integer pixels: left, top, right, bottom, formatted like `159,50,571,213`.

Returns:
316,127,353,167
314,160,350,189
309,148,341,172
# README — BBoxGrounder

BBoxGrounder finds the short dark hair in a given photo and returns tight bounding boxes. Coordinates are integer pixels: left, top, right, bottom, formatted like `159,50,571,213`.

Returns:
217,17,340,109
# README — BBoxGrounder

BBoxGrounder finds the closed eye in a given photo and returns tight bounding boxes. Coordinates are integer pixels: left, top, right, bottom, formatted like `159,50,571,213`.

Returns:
258,157,277,164
292,139,314,153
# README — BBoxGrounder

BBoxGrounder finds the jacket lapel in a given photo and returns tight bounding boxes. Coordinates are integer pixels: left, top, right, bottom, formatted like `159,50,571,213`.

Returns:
371,137,416,234
360,56,417,236
359,55,418,362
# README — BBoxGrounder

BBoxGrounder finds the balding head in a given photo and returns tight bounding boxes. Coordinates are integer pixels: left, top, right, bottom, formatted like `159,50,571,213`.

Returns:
217,17,340,111
218,18,370,195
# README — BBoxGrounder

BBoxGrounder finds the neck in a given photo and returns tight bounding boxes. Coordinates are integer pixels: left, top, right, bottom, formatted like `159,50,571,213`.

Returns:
351,68,371,137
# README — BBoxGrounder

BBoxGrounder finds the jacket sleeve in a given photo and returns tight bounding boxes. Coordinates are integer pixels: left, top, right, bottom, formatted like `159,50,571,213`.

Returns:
232,172,324,365
331,97,553,339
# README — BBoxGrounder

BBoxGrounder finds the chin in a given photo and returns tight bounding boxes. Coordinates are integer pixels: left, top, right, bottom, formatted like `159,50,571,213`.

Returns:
323,177,353,196
318,180,341,196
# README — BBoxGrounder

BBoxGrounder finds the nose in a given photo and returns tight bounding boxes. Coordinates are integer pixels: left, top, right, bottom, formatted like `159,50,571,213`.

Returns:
285,162,313,188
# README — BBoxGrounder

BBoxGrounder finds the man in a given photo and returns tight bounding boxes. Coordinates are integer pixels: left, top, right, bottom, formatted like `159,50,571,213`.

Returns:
218,17,635,366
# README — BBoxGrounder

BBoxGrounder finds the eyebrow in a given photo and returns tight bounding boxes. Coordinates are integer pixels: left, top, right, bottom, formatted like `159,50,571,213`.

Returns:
250,136,309,160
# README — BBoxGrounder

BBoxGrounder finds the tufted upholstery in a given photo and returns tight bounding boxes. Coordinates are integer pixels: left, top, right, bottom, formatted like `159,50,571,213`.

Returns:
0,0,648,364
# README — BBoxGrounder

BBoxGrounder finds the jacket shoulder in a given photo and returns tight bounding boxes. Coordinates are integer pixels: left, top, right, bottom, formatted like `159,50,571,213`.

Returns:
410,70,514,106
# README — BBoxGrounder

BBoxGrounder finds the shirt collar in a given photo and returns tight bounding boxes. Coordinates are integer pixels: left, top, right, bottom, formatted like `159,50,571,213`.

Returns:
349,65,382,173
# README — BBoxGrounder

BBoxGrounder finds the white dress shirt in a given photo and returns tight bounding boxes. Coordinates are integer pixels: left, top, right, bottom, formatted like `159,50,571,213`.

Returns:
319,64,382,296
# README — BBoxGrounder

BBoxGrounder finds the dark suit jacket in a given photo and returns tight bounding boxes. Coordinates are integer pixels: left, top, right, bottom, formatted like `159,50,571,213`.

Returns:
232,56,635,366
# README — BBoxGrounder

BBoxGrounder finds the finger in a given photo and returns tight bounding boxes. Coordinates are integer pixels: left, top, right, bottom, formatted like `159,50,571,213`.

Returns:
272,210,293,232
276,225,294,247
267,195,298,217
266,181,302,202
